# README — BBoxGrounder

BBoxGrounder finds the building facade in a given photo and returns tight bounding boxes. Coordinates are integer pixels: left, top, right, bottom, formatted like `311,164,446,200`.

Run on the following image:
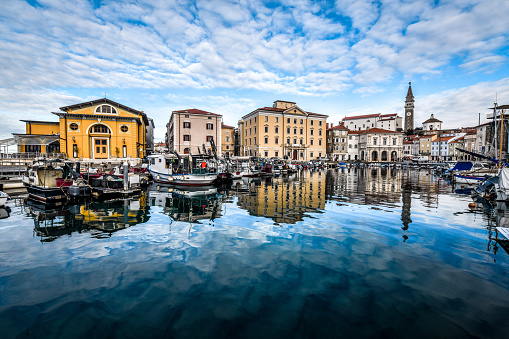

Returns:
221,124,235,157
167,109,222,155
358,128,404,162
15,98,151,159
326,123,348,161
239,100,328,160
342,113,403,132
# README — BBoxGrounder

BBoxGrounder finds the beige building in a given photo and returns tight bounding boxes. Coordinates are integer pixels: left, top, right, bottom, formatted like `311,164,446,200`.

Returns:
239,100,328,160
167,109,222,155
221,124,235,157
326,123,349,161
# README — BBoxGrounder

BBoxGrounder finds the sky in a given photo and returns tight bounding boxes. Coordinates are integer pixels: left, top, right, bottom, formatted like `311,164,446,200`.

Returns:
0,0,508,142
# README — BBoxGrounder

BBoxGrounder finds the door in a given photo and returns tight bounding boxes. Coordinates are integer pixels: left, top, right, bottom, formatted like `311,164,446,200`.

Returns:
293,150,298,160
94,138,108,159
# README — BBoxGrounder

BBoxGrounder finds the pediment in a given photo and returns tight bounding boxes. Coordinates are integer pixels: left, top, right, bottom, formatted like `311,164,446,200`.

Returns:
283,105,307,116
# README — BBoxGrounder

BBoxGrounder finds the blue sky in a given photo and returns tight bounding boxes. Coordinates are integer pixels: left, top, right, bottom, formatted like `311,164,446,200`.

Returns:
1,0,508,141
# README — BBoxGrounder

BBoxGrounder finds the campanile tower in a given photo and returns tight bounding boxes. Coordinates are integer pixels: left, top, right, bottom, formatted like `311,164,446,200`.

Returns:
404,82,414,132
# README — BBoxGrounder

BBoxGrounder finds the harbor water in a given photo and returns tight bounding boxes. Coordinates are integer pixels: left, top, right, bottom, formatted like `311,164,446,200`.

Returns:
1,168,509,338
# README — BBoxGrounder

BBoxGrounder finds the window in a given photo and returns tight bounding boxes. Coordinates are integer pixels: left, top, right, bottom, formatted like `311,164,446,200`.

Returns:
275,127,279,134
294,118,297,124
183,135,191,141
294,128,297,134
226,130,229,135
264,126,268,133
275,117,279,123
92,125,110,133
310,139,313,145
293,138,297,144
254,117,257,123
185,114,189,118
393,138,397,145
250,128,252,135
95,105,117,114
311,120,314,125
254,137,256,144
319,121,322,126
226,137,230,142
287,118,290,123
287,138,290,144
300,138,303,145
183,122,191,128
383,138,387,145
265,116,268,122
311,129,314,135
207,136,214,142
207,123,213,130
254,126,256,133
300,128,303,135
69,123,79,131
373,138,377,145
319,139,322,146
349,144,352,148
264,137,268,144
310,152,313,158
275,137,279,144
287,127,290,134
319,129,322,136
275,151,279,157
120,125,129,133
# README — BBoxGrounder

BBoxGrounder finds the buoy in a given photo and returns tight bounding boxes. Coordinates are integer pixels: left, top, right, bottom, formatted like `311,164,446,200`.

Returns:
468,203,476,209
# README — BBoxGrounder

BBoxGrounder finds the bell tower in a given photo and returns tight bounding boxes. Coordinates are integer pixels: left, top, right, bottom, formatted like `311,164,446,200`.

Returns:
404,82,414,132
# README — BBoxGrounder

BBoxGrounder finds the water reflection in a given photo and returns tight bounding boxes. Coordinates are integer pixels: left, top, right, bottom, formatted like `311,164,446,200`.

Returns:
24,193,150,241
148,183,223,223
236,171,326,224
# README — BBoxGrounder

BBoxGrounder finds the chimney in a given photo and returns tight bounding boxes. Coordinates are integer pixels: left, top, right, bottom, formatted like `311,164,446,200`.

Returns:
326,123,330,129
431,114,434,119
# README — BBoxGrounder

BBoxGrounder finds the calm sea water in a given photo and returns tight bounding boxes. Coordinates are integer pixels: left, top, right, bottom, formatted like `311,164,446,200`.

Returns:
1,168,509,338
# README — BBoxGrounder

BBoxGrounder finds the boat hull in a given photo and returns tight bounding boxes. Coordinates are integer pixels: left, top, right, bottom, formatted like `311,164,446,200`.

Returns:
149,169,218,186
23,183,68,202
454,175,486,185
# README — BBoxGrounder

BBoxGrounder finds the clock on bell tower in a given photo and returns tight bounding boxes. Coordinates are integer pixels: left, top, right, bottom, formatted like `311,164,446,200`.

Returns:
404,82,414,132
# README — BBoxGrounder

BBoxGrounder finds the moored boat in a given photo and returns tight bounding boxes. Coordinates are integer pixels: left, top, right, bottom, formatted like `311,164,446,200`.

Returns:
22,161,75,202
147,153,219,186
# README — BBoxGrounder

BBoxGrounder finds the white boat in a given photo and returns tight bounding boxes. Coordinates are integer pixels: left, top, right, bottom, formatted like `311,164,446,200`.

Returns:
495,167,509,202
147,154,219,186
0,191,9,206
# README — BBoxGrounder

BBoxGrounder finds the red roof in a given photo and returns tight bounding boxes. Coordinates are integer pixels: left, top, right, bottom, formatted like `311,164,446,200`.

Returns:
343,113,380,121
221,124,234,129
173,108,221,116
379,113,397,118
348,130,364,134
327,124,348,131
434,136,455,142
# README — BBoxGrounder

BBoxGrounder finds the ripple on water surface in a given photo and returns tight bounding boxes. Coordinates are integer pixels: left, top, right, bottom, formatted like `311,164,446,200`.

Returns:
0,169,509,338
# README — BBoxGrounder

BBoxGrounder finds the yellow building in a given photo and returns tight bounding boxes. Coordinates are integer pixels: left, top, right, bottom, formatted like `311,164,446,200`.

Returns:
239,100,328,160
221,124,235,157
15,98,151,159
14,120,61,154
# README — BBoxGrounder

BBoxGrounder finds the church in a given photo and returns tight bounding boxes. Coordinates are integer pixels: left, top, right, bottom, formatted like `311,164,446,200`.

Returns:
14,98,154,159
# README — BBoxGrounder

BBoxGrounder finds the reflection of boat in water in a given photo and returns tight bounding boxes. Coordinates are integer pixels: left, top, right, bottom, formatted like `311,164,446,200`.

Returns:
0,191,9,207
24,193,150,241
151,185,223,223
0,206,10,219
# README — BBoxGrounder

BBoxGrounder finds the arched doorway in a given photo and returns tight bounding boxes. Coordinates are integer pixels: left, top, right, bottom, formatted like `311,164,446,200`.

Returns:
372,151,378,161
391,151,397,161
381,151,388,161
89,124,111,159
361,151,365,161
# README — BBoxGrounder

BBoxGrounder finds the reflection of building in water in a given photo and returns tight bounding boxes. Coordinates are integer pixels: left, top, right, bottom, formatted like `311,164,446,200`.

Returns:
148,184,223,223
26,193,150,241
236,171,326,224
325,168,402,205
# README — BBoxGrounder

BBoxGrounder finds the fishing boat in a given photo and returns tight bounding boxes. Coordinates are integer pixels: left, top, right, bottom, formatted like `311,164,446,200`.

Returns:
147,153,219,186
22,160,75,202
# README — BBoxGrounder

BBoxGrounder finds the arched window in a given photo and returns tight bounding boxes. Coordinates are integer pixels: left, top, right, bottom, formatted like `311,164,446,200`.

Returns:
95,105,117,114
90,124,111,134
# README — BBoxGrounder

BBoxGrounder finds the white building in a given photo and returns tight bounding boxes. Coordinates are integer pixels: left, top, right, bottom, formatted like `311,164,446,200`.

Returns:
347,130,362,161
422,114,443,131
342,113,403,132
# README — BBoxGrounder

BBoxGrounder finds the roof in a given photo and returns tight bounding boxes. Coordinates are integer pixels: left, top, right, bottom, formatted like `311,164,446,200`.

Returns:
364,128,403,134
348,130,364,135
406,82,414,102
433,136,455,142
423,117,442,124
379,113,398,118
274,100,296,104
20,120,59,125
343,113,380,121
221,124,235,129
242,106,328,119
327,124,348,131
59,98,149,125
173,108,221,116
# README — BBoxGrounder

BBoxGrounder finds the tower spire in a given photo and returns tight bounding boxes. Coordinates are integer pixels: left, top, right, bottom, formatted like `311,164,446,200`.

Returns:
406,82,414,102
